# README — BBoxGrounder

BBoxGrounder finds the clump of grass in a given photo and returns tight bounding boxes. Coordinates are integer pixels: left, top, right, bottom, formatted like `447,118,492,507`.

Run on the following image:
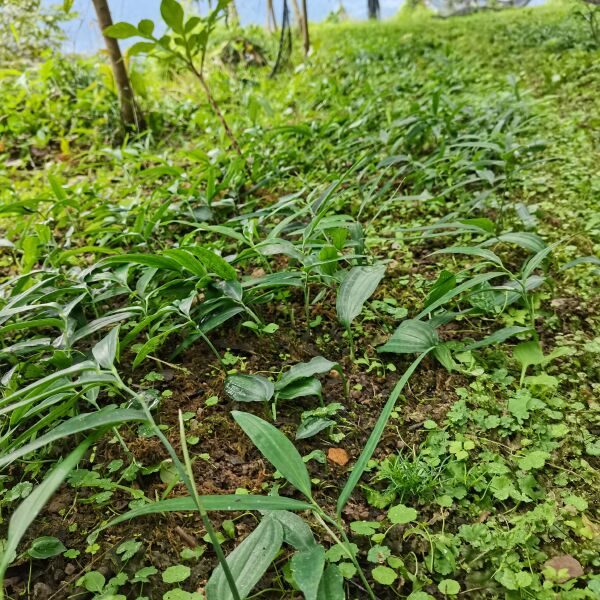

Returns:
374,449,447,503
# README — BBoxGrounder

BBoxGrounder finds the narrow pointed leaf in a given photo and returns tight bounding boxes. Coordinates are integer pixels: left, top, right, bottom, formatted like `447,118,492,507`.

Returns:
0,409,147,468
89,495,312,543
431,246,503,267
0,436,94,583
102,253,181,271
186,246,237,280
560,256,600,271
337,352,428,517
415,271,504,320
522,241,560,280
463,326,531,351
232,411,312,499
483,232,546,253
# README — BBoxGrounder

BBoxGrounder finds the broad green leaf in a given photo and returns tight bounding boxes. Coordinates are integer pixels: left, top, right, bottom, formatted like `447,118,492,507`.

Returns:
513,341,570,385
104,22,139,39
162,565,191,583
336,264,386,329
232,411,312,499
277,377,322,401
336,352,428,517
186,246,237,280
372,565,397,585
0,409,147,468
517,450,549,471
438,579,461,595
205,515,283,600
224,375,274,403
296,417,334,440
388,504,418,524
92,326,120,369
160,0,185,33
276,356,342,391
89,495,312,543
0,436,93,582
137,18,155,36
378,320,439,354
316,565,345,600
79,571,105,593
27,536,66,559
431,246,503,267
513,340,544,384
291,545,326,600
268,511,316,551
163,249,207,278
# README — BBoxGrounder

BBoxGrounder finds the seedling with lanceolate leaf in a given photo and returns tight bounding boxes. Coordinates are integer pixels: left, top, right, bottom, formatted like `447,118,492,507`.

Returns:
224,355,346,425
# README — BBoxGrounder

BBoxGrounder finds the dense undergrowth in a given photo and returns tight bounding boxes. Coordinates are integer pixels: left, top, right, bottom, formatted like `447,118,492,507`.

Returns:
0,2,599,599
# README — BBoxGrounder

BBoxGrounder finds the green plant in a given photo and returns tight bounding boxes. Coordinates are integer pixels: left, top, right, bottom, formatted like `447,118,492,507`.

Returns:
104,0,244,158
224,355,346,421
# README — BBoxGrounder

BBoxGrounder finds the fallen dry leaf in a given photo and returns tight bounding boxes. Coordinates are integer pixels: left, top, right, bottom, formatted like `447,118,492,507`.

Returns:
544,555,584,582
327,447,349,466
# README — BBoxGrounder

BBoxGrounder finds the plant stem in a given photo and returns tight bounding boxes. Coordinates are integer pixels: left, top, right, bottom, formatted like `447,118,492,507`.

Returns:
114,375,240,600
188,62,245,162
179,411,241,600
313,510,377,600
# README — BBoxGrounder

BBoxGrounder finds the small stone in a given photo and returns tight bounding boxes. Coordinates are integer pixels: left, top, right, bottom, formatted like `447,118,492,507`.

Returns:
327,448,349,466
544,555,584,582
251,268,266,278
64,563,76,576
32,582,53,600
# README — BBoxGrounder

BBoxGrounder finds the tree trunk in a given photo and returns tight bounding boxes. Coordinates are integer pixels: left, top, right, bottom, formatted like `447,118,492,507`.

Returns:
368,0,380,19
227,0,239,26
290,0,303,29
266,0,278,31
301,0,310,55
92,0,144,130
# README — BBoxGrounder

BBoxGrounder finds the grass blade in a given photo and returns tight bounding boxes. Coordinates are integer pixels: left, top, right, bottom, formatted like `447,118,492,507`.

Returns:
336,352,429,517
0,436,95,594
0,409,147,468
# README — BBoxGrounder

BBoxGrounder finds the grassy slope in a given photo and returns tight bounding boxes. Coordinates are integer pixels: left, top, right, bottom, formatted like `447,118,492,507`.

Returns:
0,3,598,599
